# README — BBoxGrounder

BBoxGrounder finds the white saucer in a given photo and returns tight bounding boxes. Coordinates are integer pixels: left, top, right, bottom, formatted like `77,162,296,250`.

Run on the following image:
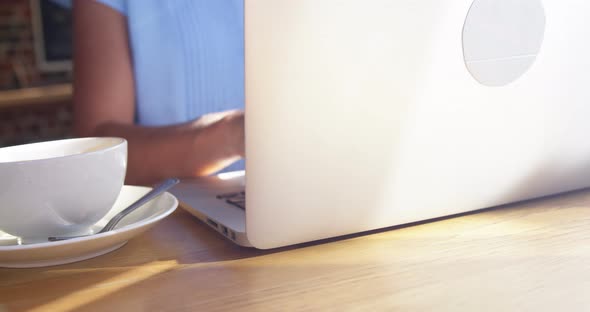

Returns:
0,185,178,268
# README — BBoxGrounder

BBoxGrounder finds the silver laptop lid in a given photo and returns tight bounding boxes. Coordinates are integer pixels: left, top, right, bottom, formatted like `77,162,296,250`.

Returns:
245,0,590,248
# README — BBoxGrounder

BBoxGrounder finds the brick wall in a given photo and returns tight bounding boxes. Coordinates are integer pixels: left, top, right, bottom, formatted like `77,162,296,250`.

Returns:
0,1,73,147
0,0,71,90
0,100,73,147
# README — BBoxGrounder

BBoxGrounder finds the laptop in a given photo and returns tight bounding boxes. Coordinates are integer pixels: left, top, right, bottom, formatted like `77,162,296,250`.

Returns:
171,0,590,249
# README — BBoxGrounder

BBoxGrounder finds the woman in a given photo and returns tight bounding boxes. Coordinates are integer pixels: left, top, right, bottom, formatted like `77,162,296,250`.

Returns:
65,0,245,185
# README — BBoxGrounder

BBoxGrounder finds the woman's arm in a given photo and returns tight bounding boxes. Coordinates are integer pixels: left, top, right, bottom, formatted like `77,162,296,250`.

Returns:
73,0,244,185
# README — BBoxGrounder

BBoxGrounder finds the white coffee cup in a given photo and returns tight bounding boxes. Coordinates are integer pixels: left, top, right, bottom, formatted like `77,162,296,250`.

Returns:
0,137,127,240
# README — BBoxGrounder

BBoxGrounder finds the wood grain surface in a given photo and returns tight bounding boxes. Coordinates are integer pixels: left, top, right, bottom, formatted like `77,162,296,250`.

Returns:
1,189,590,311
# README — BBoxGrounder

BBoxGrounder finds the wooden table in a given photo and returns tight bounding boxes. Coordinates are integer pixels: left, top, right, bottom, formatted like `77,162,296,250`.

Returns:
1,189,590,311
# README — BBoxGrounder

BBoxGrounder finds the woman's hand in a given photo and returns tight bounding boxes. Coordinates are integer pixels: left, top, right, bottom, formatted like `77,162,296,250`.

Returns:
187,110,245,176
191,110,244,156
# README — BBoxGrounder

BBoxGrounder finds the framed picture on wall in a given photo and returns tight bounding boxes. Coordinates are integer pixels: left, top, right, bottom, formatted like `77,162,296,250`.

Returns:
30,0,72,72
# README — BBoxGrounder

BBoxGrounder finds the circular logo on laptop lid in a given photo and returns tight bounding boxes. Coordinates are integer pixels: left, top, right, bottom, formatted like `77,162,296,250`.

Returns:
462,0,546,87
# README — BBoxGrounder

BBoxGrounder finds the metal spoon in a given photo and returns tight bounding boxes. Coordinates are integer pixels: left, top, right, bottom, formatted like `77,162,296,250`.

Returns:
48,178,179,241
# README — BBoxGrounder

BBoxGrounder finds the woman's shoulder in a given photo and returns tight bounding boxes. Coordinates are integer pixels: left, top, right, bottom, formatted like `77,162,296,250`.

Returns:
52,0,127,16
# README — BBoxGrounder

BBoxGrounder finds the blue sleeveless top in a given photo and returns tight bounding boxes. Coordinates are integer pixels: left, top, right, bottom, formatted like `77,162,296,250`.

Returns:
55,0,245,171
94,0,244,126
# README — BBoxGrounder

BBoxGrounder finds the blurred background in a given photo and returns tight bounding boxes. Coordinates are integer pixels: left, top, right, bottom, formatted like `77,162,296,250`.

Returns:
0,0,72,147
